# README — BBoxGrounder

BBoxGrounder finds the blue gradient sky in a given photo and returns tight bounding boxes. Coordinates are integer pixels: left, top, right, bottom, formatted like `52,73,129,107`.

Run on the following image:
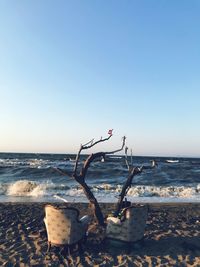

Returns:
0,1,200,157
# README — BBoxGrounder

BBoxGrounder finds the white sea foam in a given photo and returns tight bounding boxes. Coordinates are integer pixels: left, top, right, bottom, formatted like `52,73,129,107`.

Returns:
0,158,52,169
2,179,200,201
87,184,200,199
7,180,45,197
126,185,198,198
28,159,51,168
2,179,70,198
57,183,200,199
92,183,122,193
62,183,200,202
67,187,84,197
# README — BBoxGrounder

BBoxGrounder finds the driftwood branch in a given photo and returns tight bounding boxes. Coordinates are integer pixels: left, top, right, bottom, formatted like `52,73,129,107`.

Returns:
73,134,113,175
53,167,72,177
114,147,157,217
72,132,126,226
74,178,104,226
104,136,126,155
82,135,112,150
114,166,143,217
124,146,130,171
79,136,126,179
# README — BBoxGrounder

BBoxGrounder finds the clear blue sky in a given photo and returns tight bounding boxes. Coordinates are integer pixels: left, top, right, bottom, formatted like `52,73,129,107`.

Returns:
0,1,200,157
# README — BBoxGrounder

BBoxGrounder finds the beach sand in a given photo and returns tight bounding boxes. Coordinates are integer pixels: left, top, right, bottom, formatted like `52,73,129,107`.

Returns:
0,202,200,266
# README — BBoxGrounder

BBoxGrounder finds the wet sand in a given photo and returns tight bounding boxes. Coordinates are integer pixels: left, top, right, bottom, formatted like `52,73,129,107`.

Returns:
0,202,200,266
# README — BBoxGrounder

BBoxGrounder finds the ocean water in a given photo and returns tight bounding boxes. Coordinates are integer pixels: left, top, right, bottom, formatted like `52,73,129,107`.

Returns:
0,152,200,203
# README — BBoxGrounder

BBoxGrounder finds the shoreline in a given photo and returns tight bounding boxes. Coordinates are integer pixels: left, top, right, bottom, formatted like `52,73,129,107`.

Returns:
2,195,200,203
0,202,200,266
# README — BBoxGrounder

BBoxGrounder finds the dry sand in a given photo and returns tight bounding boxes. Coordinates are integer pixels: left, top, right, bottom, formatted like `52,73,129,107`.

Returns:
0,202,200,266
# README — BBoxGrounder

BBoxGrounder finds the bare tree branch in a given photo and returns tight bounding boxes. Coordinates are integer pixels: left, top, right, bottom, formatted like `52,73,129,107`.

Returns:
78,136,126,180
83,139,94,147
104,136,126,155
73,145,82,174
80,152,105,178
114,149,157,217
73,134,113,175
114,166,143,217
124,146,130,171
131,148,133,166
71,132,127,226
53,167,73,178
82,134,112,150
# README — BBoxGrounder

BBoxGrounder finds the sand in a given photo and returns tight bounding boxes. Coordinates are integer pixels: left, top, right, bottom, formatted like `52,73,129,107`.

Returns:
0,202,200,266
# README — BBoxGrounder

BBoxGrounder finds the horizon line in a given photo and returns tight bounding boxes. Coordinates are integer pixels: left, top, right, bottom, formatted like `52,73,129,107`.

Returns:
0,151,199,159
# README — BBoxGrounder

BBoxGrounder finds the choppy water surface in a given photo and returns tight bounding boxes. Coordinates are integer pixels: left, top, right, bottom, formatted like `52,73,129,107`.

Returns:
0,153,200,202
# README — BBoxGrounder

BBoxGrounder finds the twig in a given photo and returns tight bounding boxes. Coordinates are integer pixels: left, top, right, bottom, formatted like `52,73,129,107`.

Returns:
82,135,112,150
124,146,130,171
104,136,126,155
53,167,72,177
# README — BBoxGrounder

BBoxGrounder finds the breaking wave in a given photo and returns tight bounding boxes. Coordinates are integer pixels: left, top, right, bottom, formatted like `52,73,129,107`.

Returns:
1,153,200,202
1,180,200,200
126,185,200,198
3,180,70,197
7,180,45,197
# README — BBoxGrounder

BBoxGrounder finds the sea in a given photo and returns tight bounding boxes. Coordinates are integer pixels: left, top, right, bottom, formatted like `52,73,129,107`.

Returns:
0,152,200,203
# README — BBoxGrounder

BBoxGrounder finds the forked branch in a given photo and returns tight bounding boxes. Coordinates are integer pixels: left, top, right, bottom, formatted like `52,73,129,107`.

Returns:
72,131,126,226
79,136,126,179
73,134,113,175
114,147,157,217
114,166,143,217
